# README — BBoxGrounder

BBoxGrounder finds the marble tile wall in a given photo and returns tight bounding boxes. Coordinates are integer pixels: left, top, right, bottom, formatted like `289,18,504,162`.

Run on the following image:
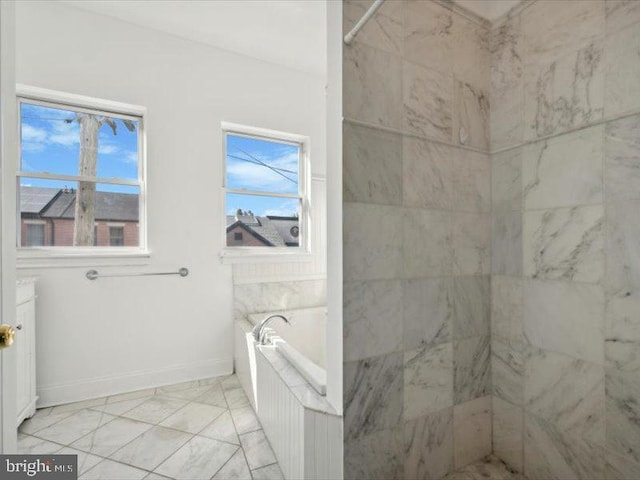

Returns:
490,1,640,479
343,1,492,478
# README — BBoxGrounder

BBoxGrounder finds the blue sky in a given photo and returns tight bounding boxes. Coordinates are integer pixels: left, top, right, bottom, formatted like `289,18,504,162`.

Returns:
20,102,139,194
225,134,300,217
20,103,301,217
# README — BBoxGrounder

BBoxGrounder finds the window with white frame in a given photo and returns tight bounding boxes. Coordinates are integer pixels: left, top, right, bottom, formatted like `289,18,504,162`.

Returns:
24,221,45,247
222,123,309,255
17,89,144,251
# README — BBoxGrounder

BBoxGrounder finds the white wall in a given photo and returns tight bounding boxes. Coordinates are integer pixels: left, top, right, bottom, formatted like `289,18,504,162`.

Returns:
15,1,326,407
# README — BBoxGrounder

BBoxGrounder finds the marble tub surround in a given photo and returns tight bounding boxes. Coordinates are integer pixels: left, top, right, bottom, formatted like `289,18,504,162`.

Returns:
18,375,283,480
233,279,326,320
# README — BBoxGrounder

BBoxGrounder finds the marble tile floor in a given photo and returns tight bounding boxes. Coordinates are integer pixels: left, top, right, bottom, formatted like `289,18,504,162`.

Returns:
444,456,527,480
17,374,283,480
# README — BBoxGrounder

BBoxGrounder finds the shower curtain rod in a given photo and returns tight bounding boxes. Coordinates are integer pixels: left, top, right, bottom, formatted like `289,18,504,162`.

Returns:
344,0,385,45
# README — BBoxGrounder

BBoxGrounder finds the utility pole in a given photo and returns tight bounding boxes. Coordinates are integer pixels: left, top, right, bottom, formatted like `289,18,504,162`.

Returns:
71,114,135,246
73,113,99,246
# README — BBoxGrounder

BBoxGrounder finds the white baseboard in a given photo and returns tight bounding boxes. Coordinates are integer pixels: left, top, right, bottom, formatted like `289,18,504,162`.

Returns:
37,358,233,408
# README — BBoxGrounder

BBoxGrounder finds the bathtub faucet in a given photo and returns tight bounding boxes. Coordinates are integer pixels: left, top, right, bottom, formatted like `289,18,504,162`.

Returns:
252,314,289,345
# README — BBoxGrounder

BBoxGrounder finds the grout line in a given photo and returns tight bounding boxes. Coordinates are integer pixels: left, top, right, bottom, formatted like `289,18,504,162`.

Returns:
344,117,491,155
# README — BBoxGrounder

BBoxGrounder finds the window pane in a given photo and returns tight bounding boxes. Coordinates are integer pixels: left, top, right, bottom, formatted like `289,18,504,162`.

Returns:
20,102,139,181
226,134,299,195
226,193,300,247
19,178,139,247
25,224,45,247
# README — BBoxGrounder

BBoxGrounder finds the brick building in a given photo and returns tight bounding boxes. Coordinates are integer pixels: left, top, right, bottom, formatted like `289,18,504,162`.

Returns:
20,186,139,247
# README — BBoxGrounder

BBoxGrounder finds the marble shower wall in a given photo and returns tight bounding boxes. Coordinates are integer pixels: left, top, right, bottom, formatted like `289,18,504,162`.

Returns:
342,1,491,478
490,1,640,479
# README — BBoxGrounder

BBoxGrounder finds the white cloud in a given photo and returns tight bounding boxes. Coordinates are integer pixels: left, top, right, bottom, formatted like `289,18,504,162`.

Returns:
98,144,119,155
48,119,80,146
22,123,47,142
227,150,299,192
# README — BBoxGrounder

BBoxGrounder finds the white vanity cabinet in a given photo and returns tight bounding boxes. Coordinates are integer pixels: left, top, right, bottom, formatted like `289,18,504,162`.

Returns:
16,278,37,426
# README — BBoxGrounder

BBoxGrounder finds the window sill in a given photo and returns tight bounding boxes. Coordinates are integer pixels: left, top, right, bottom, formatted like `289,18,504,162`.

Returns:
220,249,313,265
17,248,151,269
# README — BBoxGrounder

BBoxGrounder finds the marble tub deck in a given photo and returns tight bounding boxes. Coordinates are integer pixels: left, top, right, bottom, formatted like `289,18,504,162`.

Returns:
445,456,527,480
17,374,283,480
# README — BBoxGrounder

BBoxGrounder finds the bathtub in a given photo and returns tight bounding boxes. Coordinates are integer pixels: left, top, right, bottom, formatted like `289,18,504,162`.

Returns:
248,307,327,395
234,307,342,480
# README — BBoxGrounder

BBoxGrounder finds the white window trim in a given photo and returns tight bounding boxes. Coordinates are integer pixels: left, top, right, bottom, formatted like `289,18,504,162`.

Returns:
16,85,148,260
220,122,312,264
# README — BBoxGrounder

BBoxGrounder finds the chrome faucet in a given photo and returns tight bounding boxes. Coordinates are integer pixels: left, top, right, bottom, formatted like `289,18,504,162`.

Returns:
252,314,289,345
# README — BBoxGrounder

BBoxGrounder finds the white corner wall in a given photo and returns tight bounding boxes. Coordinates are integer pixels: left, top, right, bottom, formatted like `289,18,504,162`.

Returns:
15,1,326,407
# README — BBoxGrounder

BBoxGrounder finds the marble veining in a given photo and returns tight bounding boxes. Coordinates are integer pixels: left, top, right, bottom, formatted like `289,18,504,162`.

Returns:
606,201,640,292
453,396,492,469
524,41,604,140
344,41,403,129
404,0,453,75
492,397,524,472
233,279,326,319
491,13,524,150
492,148,522,213
404,209,453,278
604,25,640,118
491,276,524,345
606,365,640,464
344,122,403,206
521,0,604,64
452,13,490,90
605,114,640,205
343,0,403,56
452,276,490,340
454,336,491,405
344,202,403,282
403,136,453,210
524,412,604,480
452,212,490,276
524,346,605,444
524,280,604,364
344,279,404,362
445,454,525,480
404,407,453,480
345,428,403,480
403,277,453,350
523,205,604,284
492,212,523,276
455,81,490,151
522,126,603,210
492,340,524,407
605,0,640,34
404,343,454,419
452,148,491,213
605,448,640,480
403,60,454,142
344,353,403,441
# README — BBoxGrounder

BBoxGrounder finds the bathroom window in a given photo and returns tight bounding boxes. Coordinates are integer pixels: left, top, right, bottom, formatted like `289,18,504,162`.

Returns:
221,122,310,261
17,86,146,255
